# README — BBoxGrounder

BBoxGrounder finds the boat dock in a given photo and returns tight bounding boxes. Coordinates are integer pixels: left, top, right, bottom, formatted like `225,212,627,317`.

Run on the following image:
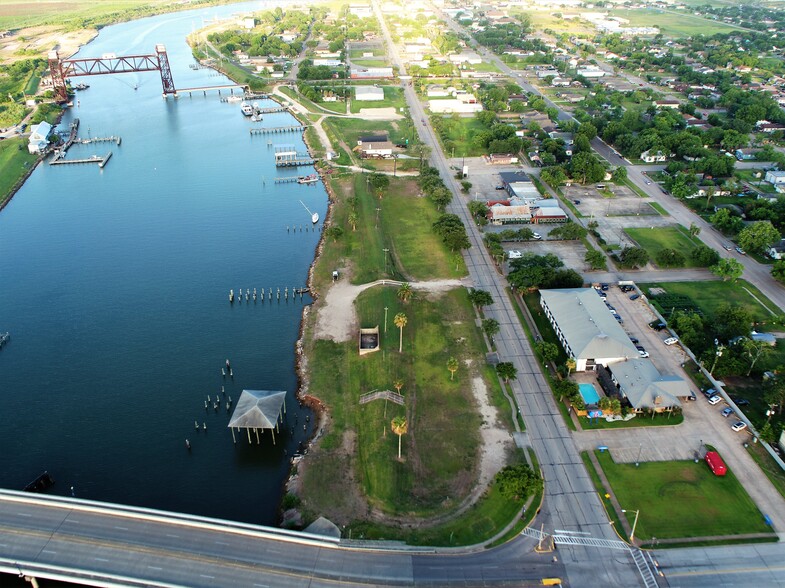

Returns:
275,176,302,183
250,125,307,135
75,136,121,146
180,83,247,97
274,144,315,167
50,151,112,168
256,106,288,114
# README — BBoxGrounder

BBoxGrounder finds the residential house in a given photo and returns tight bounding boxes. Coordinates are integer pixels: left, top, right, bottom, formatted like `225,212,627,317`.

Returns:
640,149,668,163
768,239,785,260
654,99,680,109
735,148,759,161
357,134,394,158
428,98,483,114
606,359,684,412
27,121,52,154
765,170,785,185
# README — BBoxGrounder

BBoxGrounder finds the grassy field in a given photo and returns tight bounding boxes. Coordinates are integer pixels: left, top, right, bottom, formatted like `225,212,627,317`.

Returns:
432,116,488,158
594,450,773,540
640,280,778,323
624,226,706,268
325,116,411,148
608,8,739,37
0,137,38,206
318,173,465,285
350,86,405,114
0,0,221,29
579,412,684,430
303,286,499,518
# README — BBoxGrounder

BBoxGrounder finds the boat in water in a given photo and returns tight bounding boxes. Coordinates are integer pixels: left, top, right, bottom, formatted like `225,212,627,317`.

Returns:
299,200,319,224
297,174,319,184
226,95,242,103
240,102,254,116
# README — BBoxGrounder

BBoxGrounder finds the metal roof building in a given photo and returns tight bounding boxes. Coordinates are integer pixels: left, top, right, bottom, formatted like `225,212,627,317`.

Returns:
540,288,638,372
227,390,287,444
608,359,684,412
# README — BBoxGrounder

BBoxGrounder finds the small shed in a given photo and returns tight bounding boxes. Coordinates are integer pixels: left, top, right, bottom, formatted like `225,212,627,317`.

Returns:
359,326,380,355
227,389,287,444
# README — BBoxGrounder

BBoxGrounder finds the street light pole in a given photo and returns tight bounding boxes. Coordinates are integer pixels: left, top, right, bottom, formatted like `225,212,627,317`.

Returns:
622,509,640,543
384,306,388,333
383,248,389,275
635,443,642,467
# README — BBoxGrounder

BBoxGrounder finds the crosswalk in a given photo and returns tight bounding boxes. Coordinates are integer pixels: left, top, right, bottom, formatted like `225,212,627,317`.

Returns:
521,528,661,588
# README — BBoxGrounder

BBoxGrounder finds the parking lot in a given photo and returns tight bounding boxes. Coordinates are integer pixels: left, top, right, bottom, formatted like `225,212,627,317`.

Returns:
573,284,785,530
503,234,588,272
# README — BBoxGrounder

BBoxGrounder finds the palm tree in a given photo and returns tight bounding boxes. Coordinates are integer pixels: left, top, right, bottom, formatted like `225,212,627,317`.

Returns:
393,379,404,395
447,357,459,380
391,416,408,459
482,318,500,342
496,362,517,383
397,282,413,304
566,358,576,376
348,212,358,231
394,312,407,353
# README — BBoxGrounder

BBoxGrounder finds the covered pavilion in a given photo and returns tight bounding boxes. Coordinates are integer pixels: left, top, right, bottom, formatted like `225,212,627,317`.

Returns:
227,389,287,445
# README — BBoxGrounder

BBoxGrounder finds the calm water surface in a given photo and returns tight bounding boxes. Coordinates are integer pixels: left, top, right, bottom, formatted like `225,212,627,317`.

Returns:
0,1,324,524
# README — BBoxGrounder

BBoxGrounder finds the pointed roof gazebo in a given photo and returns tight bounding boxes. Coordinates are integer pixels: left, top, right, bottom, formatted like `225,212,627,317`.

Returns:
227,390,287,445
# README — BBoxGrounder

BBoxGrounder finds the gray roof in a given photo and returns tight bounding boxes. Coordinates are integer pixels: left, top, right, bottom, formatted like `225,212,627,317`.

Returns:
499,171,531,184
227,390,286,430
610,359,685,410
540,288,639,360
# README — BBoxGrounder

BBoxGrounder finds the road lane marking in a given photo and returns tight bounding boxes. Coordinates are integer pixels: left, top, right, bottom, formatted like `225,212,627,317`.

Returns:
41,550,57,555
215,540,229,546
114,526,128,530
94,558,109,562
166,533,179,538
200,575,214,579
148,566,162,571
16,513,31,517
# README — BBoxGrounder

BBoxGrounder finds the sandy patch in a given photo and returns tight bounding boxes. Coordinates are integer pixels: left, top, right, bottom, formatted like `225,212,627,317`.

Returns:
358,107,403,120
0,26,96,64
471,372,513,489
315,278,466,342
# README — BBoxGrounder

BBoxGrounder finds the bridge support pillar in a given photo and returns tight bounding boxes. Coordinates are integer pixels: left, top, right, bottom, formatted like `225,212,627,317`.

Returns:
155,44,176,98
48,51,69,103
24,576,40,588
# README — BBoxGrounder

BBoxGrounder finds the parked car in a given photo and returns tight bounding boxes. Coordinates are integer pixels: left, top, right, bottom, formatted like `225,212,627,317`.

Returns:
600,283,609,291
607,306,616,313
638,350,649,358
723,244,733,251
708,395,722,405
635,345,646,352
650,321,666,331
629,337,639,344
508,250,522,259
687,393,697,401
731,396,750,406
703,388,717,398
573,199,581,204
664,337,679,346
645,180,652,185
629,294,640,300
731,421,748,432
495,185,506,190
532,232,542,240
721,407,734,417
735,247,746,255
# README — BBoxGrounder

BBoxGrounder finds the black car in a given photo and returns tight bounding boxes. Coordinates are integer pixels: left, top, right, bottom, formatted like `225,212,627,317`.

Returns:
600,283,609,291
730,396,750,406
573,199,581,204
650,321,666,331
495,185,506,190
629,293,640,300
629,337,639,344
702,388,717,398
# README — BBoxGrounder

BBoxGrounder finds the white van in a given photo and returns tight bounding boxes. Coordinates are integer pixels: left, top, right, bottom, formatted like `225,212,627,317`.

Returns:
508,250,522,259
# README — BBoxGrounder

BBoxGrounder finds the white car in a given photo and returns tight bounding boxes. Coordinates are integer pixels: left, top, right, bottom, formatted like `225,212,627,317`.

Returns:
638,350,650,358
708,395,722,405
532,232,542,240
664,337,679,346
731,421,748,432
508,250,522,259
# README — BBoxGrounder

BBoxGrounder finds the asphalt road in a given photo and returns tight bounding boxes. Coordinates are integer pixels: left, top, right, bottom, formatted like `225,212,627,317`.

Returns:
373,3,646,586
0,491,562,587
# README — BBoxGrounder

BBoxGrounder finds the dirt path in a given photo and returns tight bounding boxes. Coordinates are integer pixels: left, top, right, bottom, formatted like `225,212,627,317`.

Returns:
315,278,467,342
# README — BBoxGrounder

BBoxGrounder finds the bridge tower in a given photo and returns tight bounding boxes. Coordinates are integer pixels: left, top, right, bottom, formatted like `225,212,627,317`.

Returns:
48,51,68,103
155,44,176,97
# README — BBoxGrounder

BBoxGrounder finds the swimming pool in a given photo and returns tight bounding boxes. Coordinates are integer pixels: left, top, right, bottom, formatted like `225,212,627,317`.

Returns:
579,383,601,405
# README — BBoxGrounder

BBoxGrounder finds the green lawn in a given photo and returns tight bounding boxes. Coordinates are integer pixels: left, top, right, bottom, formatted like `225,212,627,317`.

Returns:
624,226,706,268
0,137,38,207
640,280,777,323
608,8,739,37
325,116,411,147
350,86,405,114
351,58,389,68
594,450,772,540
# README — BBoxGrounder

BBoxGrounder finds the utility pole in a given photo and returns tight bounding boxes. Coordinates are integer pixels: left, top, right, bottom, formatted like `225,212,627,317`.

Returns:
384,306,388,333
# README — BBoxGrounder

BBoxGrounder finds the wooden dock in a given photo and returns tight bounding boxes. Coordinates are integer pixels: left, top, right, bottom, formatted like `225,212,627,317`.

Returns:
256,106,288,114
250,125,307,135
275,176,301,183
50,151,112,168
75,136,121,146
179,84,247,97
275,157,315,168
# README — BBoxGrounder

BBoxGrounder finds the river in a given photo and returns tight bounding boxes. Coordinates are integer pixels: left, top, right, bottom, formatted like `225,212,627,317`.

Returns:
0,1,323,525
